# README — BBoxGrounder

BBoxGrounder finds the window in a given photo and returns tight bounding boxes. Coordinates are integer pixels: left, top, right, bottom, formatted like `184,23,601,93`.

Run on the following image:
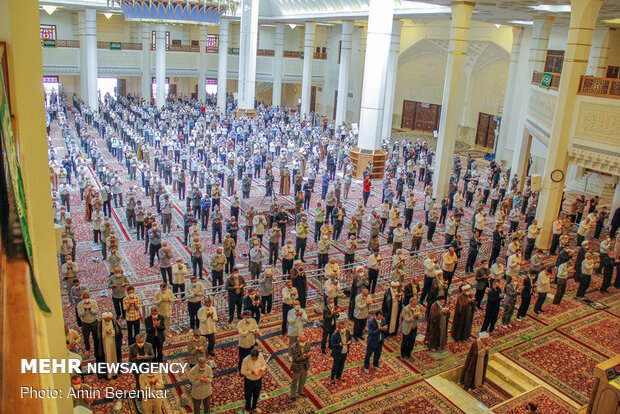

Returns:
206,34,218,52
151,31,171,50
544,50,564,74
40,24,57,41
606,66,619,79
171,39,181,46
191,40,199,46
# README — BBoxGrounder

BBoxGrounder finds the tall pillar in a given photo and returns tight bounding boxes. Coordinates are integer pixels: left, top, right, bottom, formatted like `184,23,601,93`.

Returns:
495,27,524,162
197,26,209,102
509,17,553,190
238,0,259,110
535,0,603,249
84,8,98,109
432,1,474,199
335,21,353,126
300,22,316,116
381,20,402,140
587,27,610,77
217,18,229,113
140,23,151,102
78,12,88,102
459,67,474,127
612,180,620,217
358,0,394,150
155,24,167,108
272,23,284,107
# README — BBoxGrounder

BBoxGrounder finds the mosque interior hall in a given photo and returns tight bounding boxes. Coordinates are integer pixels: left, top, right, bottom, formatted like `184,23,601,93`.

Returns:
2,0,620,413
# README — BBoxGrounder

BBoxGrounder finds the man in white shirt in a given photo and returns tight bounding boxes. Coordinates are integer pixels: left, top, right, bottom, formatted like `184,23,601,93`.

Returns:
240,348,267,414
238,311,261,371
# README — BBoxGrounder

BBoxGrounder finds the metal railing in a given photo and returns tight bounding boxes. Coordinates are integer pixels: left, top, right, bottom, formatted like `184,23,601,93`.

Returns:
55,39,80,48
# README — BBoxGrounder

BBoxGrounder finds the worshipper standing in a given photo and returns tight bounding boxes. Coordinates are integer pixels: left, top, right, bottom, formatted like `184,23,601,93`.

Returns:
77,291,99,354
353,289,371,341
108,268,129,320
187,276,205,330
189,357,213,414
70,375,95,409
553,258,574,304
465,230,482,273
95,312,122,380
240,348,267,414
501,278,521,327
348,266,369,320
576,253,597,298
481,279,503,333
290,260,307,308
321,298,339,354
237,310,261,371
139,372,165,414
287,300,308,358
128,333,154,392
197,296,217,357
187,329,208,368
226,268,245,324
153,283,174,337
145,306,166,362
364,310,387,373
517,271,535,319
452,285,475,342
382,281,404,336
281,280,298,335
244,287,263,324
460,332,491,391
534,267,553,313
259,267,274,314
330,321,352,384
400,297,422,359
474,261,491,309
290,333,312,400
425,296,450,351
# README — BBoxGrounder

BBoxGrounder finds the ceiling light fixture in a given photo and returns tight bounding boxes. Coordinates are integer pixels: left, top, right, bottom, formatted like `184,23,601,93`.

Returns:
495,23,501,28
288,24,297,29
104,12,114,19
603,18,620,25
509,20,534,26
530,4,571,12
42,5,57,15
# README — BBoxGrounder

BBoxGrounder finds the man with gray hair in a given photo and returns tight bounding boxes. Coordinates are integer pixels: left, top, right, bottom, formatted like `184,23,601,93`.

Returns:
189,357,213,414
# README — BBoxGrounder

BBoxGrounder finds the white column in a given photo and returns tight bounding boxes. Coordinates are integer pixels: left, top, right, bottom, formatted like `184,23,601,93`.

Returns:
432,1,474,199
459,67,474,128
535,0,602,249
272,23,284,107
197,26,209,102
335,21,354,126
217,18,229,113
155,24,167,108
322,27,340,119
84,8,98,109
495,27,524,162
381,20,402,140
300,22,316,116
140,23,151,102
358,0,394,150
509,17,553,189
238,0,259,110
78,12,88,102
587,27,610,77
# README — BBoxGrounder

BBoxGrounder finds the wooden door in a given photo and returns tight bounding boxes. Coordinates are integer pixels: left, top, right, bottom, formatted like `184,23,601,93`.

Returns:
310,86,317,113
475,112,497,149
116,78,126,97
414,102,439,132
169,84,177,97
401,100,415,129
333,90,338,120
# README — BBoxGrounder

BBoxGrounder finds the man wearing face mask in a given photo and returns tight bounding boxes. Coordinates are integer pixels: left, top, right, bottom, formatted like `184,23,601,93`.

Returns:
197,296,218,356
237,310,261,371
139,371,165,413
290,333,312,400
329,321,352,384
287,300,308,359
145,307,166,362
364,310,388,373
77,290,99,354
321,298,339,354
153,283,175,337
281,280,298,335
123,286,142,345
189,357,213,414
240,348,267,414
452,285,476,342
128,332,154,392
95,312,122,380
290,260,307,308
70,375,95,408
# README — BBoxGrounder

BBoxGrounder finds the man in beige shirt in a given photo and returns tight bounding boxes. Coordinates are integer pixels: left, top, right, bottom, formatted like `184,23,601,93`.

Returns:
237,311,261,371
240,348,267,413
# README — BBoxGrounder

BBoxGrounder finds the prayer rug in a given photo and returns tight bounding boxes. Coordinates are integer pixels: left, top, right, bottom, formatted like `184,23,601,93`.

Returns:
501,332,606,405
467,379,513,408
492,386,577,414
557,311,620,357
329,380,465,414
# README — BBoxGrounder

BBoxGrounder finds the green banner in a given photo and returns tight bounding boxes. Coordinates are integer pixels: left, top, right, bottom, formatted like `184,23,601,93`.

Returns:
541,72,552,88
42,39,56,47
0,46,51,313
110,42,121,50
231,47,239,54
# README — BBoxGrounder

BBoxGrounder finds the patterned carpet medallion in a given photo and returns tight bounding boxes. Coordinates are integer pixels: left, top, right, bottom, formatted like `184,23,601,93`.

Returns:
557,311,620,358
501,332,607,405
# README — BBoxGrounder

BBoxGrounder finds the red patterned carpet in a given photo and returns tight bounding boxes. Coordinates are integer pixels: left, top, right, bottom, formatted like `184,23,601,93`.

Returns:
492,387,577,414
467,380,513,407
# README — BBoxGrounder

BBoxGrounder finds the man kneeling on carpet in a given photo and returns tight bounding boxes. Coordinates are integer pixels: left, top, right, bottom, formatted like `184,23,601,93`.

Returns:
460,331,491,391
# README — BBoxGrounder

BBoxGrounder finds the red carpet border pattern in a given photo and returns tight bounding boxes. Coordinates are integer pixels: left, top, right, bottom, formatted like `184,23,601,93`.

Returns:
492,386,577,414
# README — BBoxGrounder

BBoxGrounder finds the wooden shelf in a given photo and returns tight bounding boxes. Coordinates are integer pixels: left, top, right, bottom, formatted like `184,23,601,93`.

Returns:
349,147,386,180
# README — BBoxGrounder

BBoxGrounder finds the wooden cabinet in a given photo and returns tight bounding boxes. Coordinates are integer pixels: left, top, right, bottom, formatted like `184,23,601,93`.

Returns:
349,148,386,180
